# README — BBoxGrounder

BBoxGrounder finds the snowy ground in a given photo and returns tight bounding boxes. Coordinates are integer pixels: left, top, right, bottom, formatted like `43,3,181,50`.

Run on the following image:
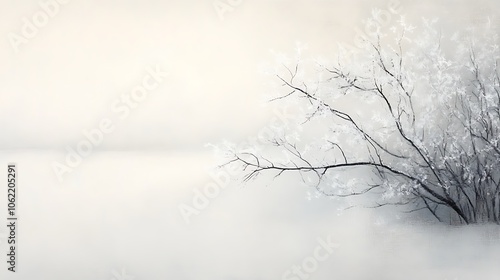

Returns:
0,151,499,280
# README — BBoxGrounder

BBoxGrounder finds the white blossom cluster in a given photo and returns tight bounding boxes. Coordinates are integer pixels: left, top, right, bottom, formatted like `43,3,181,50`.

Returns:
219,16,500,224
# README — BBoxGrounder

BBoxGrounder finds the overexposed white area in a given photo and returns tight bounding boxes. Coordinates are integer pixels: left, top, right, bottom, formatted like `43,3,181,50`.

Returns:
0,0,500,279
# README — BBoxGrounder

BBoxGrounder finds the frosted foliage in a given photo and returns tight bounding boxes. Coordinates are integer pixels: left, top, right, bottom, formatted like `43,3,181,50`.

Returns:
219,16,500,224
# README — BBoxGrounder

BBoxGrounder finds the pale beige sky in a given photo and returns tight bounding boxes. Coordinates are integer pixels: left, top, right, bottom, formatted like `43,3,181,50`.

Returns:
1,0,496,151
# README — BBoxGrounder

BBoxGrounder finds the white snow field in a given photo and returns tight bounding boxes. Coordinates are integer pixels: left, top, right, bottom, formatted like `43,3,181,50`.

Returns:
0,150,498,280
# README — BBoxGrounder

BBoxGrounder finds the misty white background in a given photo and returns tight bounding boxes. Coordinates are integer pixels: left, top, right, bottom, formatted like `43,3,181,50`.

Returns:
1,0,500,279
